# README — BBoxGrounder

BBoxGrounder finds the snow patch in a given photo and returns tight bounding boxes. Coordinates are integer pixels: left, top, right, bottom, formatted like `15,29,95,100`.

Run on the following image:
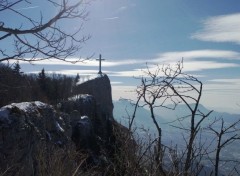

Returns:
55,122,64,132
68,94,93,103
3,101,48,113
76,73,106,85
10,102,33,113
34,101,47,108
0,101,48,124
81,116,88,120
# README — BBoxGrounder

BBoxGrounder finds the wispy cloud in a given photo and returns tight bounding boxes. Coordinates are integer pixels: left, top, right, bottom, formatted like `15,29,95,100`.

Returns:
208,78,240,84
103,5,129,21
103,17,119,20
181,61,238,71
153,50,240,62
117,6,127,12
16,6,39,11
109,61,238,78
17,49,240,76
111,81,123,85
16,57,145,67
191,13,240,45
27,69,110,76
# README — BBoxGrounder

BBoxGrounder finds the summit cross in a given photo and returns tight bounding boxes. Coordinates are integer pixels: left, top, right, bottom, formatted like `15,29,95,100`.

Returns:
96,54,105,74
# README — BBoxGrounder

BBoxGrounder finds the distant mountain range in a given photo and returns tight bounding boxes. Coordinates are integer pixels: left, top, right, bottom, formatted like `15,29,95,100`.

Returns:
113,98,240,153
113,99,240,129
113,99,240,175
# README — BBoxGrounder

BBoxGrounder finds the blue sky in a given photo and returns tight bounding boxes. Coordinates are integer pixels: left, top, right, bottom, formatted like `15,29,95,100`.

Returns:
5,0,240,113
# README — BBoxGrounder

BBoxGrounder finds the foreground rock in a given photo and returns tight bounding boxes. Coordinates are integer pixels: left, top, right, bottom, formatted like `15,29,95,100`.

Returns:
0,101,72,176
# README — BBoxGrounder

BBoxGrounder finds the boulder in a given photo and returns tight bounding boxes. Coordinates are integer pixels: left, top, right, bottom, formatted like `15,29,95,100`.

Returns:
0,101,71,176
71,116,98,152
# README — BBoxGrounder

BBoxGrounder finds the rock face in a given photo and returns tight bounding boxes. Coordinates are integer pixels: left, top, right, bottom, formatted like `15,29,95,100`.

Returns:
0,101,71,176
75,74,114,119
62,75,115,153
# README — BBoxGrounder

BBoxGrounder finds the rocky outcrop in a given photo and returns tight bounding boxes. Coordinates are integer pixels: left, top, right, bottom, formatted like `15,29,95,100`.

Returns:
0,101,72,176
0,74,119,175
75,74,114,119
61,75,115,153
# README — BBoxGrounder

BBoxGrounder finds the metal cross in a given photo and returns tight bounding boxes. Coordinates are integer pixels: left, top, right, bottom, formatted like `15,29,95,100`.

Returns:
96,54,105,74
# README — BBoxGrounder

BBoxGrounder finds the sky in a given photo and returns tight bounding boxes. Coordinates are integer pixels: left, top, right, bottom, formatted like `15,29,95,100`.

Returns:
2,0,240,113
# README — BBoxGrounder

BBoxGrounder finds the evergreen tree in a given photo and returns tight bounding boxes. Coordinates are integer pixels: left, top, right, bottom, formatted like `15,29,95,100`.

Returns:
38,68,47,93
74,73,80,84
13,61,21,74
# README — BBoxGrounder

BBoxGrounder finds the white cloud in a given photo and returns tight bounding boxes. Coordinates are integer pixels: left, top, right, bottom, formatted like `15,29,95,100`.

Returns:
27,69,109,76
109,61,238,78
191,13,240,45
18,58,144,67
181,61,238,72
103,17,119,20
16,6,39,11
110,69,144,77
208,78,240,84
150,50,240,73
111,81,123,85
110,61,240,77
154,50,240,62
13,50,240,77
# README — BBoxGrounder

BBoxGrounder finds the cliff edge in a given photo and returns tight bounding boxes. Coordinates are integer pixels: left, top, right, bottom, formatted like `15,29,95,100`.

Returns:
75,74,114,119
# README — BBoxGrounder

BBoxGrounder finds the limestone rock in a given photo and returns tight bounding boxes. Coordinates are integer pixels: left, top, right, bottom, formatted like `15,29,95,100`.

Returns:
0,101,71,176
75,74,114,120
71,116,98,152
74,75,115,147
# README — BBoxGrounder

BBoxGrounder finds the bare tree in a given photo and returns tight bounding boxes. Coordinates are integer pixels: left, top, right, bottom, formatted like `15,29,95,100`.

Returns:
134,61,213,175
207,118,240,176
0,0,91,63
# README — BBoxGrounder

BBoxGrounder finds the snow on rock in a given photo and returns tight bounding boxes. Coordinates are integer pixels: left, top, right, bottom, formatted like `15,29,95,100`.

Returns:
81,115,88,120
68,94,94,104
71,115,97,151
0,101,47,124
2,101,48,114
76,73,106,86
56,121,65,132
0,101,71,176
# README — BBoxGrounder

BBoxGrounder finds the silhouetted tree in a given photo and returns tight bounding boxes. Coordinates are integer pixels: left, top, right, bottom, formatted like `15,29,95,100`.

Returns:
134,61,213,175
0,63,31,106
74,73,80,84
38,68,47,93
12,61,21,74
0,0,91,63
207,118,240,176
